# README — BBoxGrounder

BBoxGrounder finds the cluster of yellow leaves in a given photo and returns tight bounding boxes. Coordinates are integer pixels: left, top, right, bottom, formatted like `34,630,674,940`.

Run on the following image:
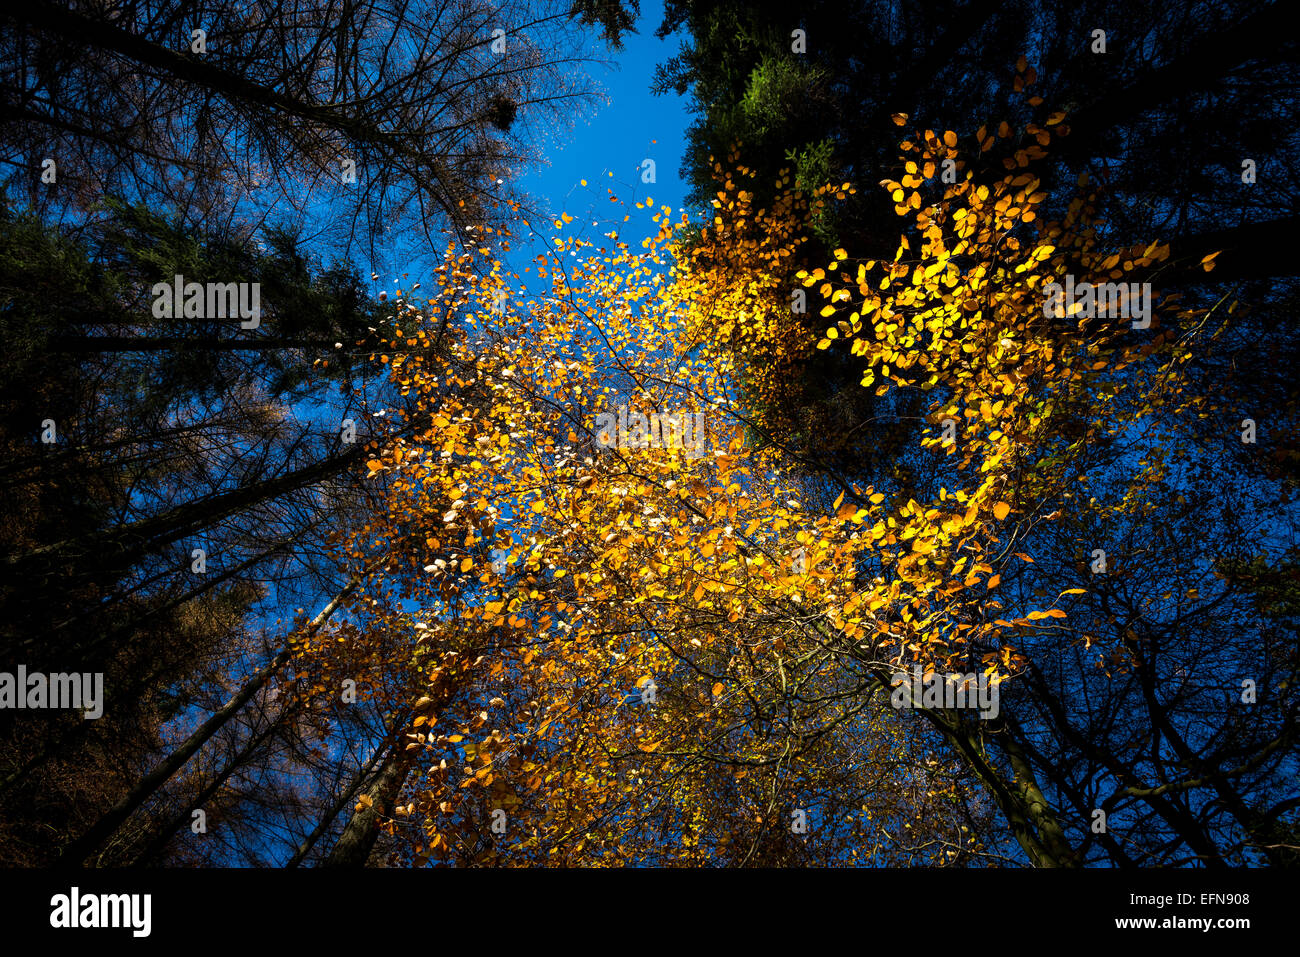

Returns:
288,190,991,862
297,68,1218,863
669,146,856,437
796,64,1220,668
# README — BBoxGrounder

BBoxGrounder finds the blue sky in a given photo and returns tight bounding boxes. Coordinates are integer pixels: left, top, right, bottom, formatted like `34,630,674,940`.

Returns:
367,2,693,336
516,1,691,230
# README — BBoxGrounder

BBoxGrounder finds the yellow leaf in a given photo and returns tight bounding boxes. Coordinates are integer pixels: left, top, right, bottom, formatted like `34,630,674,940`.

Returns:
1028,609,1067,621
993,501,1011,521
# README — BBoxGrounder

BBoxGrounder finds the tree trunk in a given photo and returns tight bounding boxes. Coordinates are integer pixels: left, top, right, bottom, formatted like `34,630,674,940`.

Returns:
320,741,418,868
131,713,287,866
286,742,392,868
56,573,364,867
4,440,373,578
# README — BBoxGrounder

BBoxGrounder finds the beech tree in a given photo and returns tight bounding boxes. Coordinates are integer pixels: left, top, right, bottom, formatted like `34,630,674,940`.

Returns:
301,67,1297,866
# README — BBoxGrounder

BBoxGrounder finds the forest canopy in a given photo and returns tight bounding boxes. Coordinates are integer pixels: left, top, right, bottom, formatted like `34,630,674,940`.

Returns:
0,0,1295,871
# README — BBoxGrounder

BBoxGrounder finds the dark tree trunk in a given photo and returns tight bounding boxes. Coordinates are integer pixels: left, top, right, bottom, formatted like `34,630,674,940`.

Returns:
56,574,363,867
